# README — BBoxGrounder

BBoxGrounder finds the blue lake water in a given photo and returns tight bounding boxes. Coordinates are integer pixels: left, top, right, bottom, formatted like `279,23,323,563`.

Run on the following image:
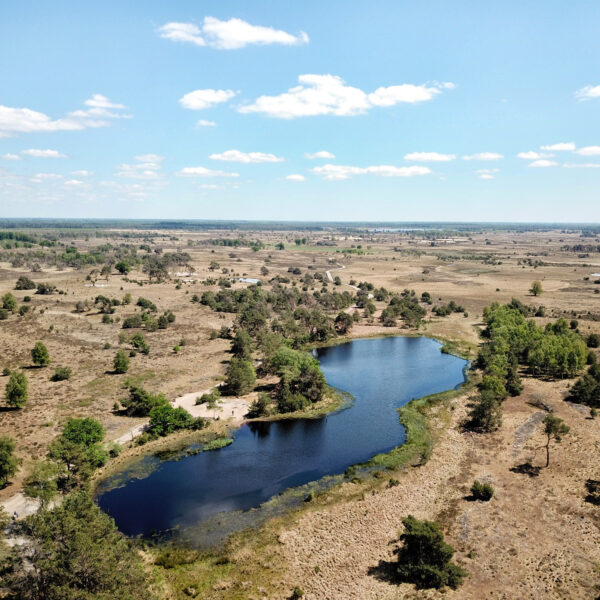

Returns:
97,336,467,538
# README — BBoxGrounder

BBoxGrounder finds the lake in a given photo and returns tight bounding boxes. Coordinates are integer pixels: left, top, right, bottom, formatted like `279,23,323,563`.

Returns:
97,336,468,540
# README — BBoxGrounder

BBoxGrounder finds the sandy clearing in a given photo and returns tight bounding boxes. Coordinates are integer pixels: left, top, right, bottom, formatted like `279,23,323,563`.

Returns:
172,388,249,424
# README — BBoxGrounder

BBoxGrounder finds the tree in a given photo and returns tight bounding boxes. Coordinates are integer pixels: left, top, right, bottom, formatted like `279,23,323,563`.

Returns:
396,515,467,589
225,357,256,395
542,414,569,467
115,260,131,275
2,292,17,312
148,404,195,436
113,349,130,374
31,341,50,367
6,370,28,408
334,311,353,334
467,390,502,432
15,275,36,290
530,281,543,296
7,491,151,600
470,480,494,501
62,417,105,446
231,329,253,360
23,460,59,507
121,386,168,416
0,436,20,487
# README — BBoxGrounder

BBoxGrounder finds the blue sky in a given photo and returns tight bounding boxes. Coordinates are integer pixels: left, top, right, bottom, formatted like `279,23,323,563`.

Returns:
1,0,599,222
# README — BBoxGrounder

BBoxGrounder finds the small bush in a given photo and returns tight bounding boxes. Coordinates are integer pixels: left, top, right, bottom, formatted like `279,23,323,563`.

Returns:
470,480,494,501
51,366,72,382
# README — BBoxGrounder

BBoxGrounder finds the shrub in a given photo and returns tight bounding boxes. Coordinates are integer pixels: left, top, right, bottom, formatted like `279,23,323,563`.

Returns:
122,314,143,329
2,292,17,312
136,297,156,311
31,341,50,367
6,370,28,408
35,282,56,295
470,480,494,501
122,386,168,416
51,366,72,382
0,309,8,321
113,350,130,374
587,333,600,348
396,515,467,589
148,404,194,436
15,275,36,290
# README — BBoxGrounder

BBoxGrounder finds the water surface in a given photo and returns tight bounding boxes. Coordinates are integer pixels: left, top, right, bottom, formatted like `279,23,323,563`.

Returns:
97,336,467,538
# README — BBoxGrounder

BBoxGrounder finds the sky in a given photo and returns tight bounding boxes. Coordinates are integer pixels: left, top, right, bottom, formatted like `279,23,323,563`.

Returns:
1,0,599,222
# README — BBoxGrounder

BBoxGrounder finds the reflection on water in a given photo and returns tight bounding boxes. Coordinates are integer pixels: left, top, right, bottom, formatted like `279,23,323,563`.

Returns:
97,336,467,539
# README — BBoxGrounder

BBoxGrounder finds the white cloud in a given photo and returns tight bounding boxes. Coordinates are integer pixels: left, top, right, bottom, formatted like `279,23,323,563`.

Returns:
1,153,20,160
209,149,284,163
462,152,503,161
196,119,216,127
563,163,600,168
63,179,85,187
305,150,335,159
574,146,600,156
179,89,237,110
575,85,600,101
176,166,239,177
238,74,451,119
116,154,164,179
286,174,306,182
478,173,494,180
540,142,575,151
528,159,558,167
30,173,64,182
159,17,309,50
71,170,93,177
0,95,129,137
517,151,553,160
404,152,456,162
21,149,67,158
312,163,431,180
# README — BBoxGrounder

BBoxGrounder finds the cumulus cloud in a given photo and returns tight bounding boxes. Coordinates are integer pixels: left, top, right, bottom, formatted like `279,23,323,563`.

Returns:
1,153,20,160
540,142,575,151
285,174,306,181
575,85,600,101
30,173,64,182
528,159,558,167
196,119,216,127
517,151,553,160
21,149,67,158
0,95,129,137
305,150,335,159
63,179,85,187
462,152,503,161
176,166,239,177
116,154,164,179
238,75,451,119
179,89,237,110
71,170,93,177
478,173,494,180
311,163,431,181
404,152,456,162
574,146,600,156
209,149,284,163
159,17,309,50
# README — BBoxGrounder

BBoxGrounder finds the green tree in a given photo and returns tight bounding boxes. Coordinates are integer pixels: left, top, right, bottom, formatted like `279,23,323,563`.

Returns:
470,480,494,501
0,436,20,488
115,260,131,275
467,390,502,432
62,417,105,446
396,515,467,589
15,275,36,290
225,357,256,395
543,414,569,467
6,370,28,408
31,341,50,367
334,311,353,334
121,386,168,417
231,329,253,360
113,349,130,374
2,292,17,312
148,404,195,436
530,281,543,296
8,491,152,600
23,460,59,508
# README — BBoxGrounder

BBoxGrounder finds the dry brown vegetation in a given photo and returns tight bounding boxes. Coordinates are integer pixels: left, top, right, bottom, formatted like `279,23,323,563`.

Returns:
1,225,599,598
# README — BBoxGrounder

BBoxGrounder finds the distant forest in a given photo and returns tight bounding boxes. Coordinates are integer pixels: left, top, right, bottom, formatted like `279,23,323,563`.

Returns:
0,218,599,234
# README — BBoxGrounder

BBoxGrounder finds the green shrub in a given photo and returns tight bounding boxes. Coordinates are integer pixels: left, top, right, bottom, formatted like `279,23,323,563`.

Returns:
470,480,494,501
113,350,129,374
51,366,72,382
